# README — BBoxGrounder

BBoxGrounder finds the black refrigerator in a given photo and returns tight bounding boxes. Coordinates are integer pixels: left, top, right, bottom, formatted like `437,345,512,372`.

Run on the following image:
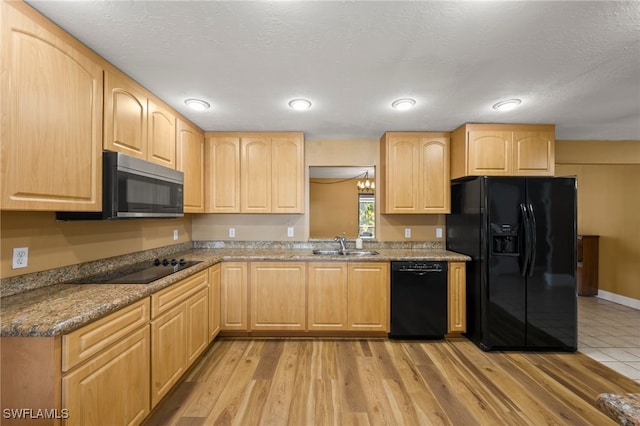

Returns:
446,176,577,352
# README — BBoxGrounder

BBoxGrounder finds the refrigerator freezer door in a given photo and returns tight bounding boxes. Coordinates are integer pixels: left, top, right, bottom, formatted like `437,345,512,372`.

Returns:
485,178,528,349
525,177,577,350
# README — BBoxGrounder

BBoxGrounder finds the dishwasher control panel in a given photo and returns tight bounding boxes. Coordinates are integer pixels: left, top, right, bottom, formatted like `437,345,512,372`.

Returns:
392,261,446,273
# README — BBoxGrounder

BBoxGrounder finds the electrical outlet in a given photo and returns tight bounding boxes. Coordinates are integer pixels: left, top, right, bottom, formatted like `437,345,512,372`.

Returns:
404,228,411,238
229,228,236,238
287,227,294,238
12,247,28,269
173,229,179,241
436,227,443,239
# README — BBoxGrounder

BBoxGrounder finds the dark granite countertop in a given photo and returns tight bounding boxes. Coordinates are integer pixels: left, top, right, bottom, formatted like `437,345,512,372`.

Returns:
1,247,469,337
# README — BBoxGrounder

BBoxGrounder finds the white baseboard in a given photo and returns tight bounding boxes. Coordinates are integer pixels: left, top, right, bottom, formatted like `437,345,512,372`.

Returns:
597,290,640,310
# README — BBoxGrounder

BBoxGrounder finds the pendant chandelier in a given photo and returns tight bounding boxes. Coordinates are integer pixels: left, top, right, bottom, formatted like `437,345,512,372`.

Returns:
357,171,375,192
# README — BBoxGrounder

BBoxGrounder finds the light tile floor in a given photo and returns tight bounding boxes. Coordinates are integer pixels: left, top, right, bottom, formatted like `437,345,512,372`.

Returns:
578,296,640,385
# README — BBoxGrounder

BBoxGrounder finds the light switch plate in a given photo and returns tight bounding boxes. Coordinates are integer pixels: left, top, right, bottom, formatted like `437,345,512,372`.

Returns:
404,228,411,238
436,228,443,238
287,227,294,238
173,229,179,241
229,228,236,238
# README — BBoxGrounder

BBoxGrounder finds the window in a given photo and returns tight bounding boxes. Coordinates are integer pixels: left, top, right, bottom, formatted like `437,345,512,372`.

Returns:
358,193,375,238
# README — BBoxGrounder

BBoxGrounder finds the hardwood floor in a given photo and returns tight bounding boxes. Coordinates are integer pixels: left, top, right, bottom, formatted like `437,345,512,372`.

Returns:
144,338,640,426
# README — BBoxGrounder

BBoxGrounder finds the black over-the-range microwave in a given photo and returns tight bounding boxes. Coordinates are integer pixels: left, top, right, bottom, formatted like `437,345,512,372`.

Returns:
56,151,184,220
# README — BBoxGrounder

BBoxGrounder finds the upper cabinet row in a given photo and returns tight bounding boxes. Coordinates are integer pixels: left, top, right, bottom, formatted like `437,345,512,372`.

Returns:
0,1,205,212
205,132,305,214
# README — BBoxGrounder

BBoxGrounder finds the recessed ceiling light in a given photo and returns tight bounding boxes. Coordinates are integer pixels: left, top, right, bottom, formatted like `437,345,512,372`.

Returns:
288,99,312,110
184,98,211,111
391,98,416,111
492,99,522,112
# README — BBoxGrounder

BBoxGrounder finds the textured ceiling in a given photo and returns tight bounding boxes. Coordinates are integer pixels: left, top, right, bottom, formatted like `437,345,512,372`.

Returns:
25,1,640,141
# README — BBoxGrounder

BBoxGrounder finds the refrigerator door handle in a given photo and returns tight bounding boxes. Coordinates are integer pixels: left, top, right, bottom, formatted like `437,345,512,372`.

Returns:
520,203,531,277
527,203,537,277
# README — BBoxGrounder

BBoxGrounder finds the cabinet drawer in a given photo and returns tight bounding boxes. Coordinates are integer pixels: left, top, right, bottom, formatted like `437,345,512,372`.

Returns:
62,298,150,372
151,270,208,317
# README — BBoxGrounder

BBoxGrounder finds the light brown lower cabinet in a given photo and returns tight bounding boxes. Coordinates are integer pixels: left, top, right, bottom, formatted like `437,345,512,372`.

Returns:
61,298,151,426
62,327,150,426
307,262,349,330
250,262,306,331
209,263,222,341
150,270,209,407
307,262,389,332
447,261,467,334
220,262,249,331
347,262,390,331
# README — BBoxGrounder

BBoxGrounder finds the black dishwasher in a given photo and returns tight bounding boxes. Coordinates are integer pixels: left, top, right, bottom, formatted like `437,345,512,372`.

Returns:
390,261,448,339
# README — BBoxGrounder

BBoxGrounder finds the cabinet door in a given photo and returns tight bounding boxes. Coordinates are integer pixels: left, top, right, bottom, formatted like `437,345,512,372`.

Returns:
177,119,205,213
467,131,512,176
151,304,187,407
347,263,389,331
186,288,209,366
62,327,150,426
512,130,555,176
419,137,450,213
148,99,176,169
205,137,241,213
250,262,306,330
209,264,221,341
241,137,272,213
308,263,348,330
104,70,148,159
271,135,304,213
1,3,103,211
447,262,466,333
220,262,249,331
381,135,420,213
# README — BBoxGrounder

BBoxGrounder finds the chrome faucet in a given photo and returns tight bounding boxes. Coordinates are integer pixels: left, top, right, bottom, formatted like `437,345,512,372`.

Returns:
334,233,347,253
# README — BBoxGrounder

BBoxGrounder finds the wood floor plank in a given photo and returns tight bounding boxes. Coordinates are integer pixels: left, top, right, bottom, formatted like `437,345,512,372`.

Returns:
203,351,260,425
181,340,252,418
144,338,640,426
259,340,302,426
388,342,450,425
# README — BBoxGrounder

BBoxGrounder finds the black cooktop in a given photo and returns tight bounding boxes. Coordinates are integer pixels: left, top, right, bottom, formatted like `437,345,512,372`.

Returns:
72,259,202,284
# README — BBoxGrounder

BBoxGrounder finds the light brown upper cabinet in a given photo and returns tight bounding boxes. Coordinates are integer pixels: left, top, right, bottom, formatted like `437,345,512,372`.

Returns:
205,132,304,213
450,123,555,179
379,132,450,214
148,100,177,169
177,119,205,213
104,69,177,169
1,2,103,211
205,137,241,212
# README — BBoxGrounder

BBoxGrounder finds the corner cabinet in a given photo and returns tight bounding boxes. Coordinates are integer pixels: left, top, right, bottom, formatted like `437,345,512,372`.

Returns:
177,119,205,213
450,123,555,179
204,132,305,213
379,132,450,214
1,1,103,211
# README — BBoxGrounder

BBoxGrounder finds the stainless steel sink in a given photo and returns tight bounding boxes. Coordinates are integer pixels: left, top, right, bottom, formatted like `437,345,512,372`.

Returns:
312,249,379,256
345,250,379,256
